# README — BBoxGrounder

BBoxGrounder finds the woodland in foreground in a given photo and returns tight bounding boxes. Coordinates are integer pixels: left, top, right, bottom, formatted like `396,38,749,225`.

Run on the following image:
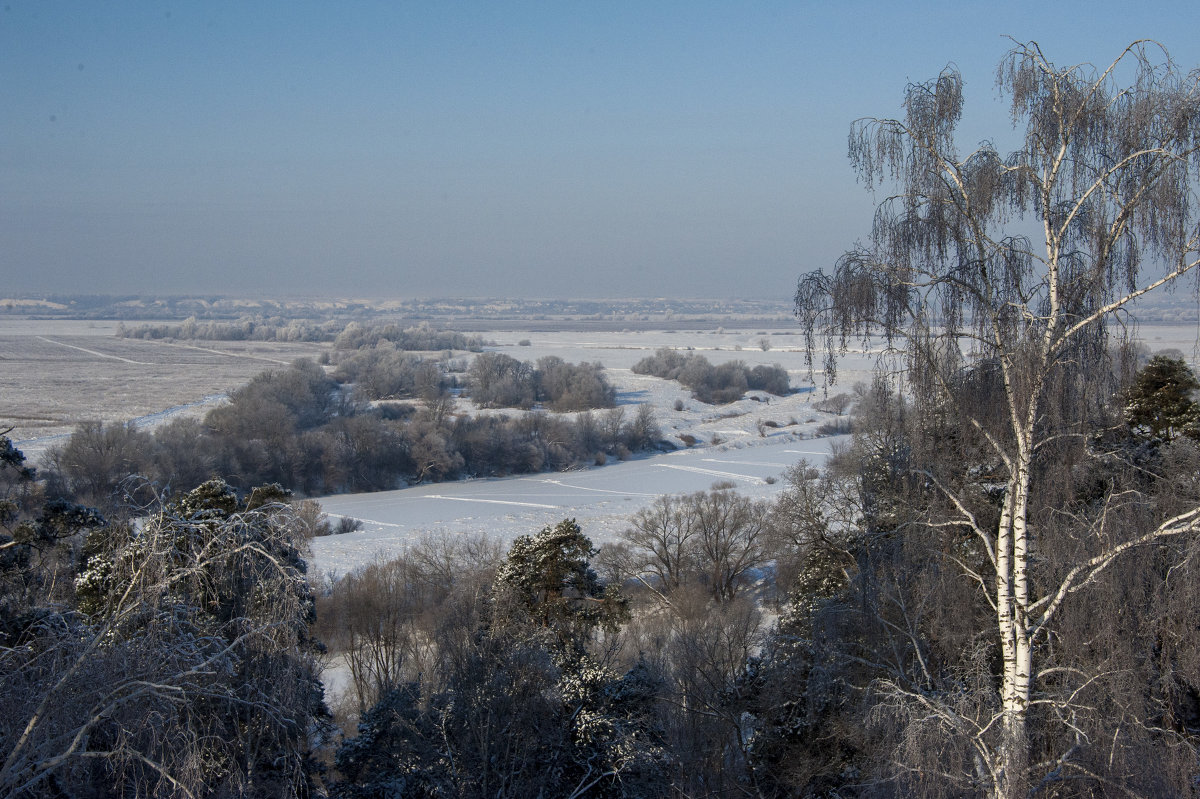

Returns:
2,352,1199,797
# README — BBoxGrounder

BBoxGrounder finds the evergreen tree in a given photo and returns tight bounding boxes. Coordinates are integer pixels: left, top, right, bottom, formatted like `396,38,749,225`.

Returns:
493,518,628,652
1124,355,1200,441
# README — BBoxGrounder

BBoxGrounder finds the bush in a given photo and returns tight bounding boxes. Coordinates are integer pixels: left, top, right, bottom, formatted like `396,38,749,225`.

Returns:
632,348,789,404
333,347,445,400
747,364,790,396
335,516,363,535
536,356,616,412
468,354,617,412
815,419,853,436
813,392,853,416
468,352,536,409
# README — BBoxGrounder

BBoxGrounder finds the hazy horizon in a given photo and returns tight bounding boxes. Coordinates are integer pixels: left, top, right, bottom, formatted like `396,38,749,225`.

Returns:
5,2,1200,300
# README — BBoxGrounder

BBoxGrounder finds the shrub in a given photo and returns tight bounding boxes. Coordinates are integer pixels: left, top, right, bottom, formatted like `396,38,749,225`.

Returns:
633,349,789,404
747,364,790,396
815,419,853,436
813,392,853,415
335,516,363,535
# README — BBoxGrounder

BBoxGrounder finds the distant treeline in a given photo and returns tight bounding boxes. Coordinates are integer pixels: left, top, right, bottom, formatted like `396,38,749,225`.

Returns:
632,347,790,403
117,317,487,351
332,322,486,352
44,358,664,505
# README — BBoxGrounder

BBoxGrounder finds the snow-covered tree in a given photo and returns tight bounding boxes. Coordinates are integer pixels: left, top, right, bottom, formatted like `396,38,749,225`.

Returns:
795,40,1200,797
1,477,327,799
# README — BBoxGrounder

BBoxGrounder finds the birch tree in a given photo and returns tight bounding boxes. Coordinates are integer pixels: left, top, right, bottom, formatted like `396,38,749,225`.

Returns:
795,40,1200,797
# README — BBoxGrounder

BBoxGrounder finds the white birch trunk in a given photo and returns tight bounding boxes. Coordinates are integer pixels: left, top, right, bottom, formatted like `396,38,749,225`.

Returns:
996,457,1033,799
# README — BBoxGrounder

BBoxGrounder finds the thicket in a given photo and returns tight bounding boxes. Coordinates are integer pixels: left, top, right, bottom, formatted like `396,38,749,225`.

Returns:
44,359,664,506
319,498,786,798
0,456,329,799
324,521,670,798
468,352,617,411
632,347,790,403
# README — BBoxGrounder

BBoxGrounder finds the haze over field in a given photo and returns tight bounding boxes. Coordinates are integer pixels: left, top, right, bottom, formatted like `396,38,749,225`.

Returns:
6,2,1200,300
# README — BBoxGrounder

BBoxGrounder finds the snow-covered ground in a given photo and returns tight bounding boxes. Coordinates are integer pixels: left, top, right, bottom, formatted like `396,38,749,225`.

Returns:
308,327,879,577
310,434,851,578
7,318,1194,578
307,323,1200,577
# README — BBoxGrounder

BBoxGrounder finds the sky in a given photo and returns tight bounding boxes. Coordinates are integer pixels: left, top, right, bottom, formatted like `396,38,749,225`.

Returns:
4,2,1200,301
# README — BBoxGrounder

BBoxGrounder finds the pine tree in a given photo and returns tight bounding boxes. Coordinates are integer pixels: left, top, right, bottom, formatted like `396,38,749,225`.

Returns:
1124,355,1200,441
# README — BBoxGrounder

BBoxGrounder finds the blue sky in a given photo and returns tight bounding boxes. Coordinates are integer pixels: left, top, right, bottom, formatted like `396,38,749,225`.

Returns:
3,1,1200,300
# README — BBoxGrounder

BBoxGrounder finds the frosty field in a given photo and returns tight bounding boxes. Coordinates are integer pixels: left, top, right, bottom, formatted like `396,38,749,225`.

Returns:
4,315,1197,579
1,318,330,457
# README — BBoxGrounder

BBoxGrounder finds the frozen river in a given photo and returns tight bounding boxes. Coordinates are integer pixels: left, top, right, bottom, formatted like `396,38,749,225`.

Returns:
309,434,847,577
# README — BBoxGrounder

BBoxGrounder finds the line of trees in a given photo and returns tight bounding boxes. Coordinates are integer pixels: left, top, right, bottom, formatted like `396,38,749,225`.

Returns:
116,317,487,351
331,322,485,352
43,359,664,508
330,345,619,411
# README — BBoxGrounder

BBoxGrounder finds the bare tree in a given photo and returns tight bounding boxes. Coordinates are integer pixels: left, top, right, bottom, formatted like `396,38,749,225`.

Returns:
691,488,772,602
338,558,428,715
620,494,700,598
795,40,1200,797
46,420,152,508
619,488,772,603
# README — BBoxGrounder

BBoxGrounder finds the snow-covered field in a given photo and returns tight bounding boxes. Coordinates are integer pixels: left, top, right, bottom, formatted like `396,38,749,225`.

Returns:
307,326,874,576
1,318,329,459
5,316,1197,579
308,323,1200,577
